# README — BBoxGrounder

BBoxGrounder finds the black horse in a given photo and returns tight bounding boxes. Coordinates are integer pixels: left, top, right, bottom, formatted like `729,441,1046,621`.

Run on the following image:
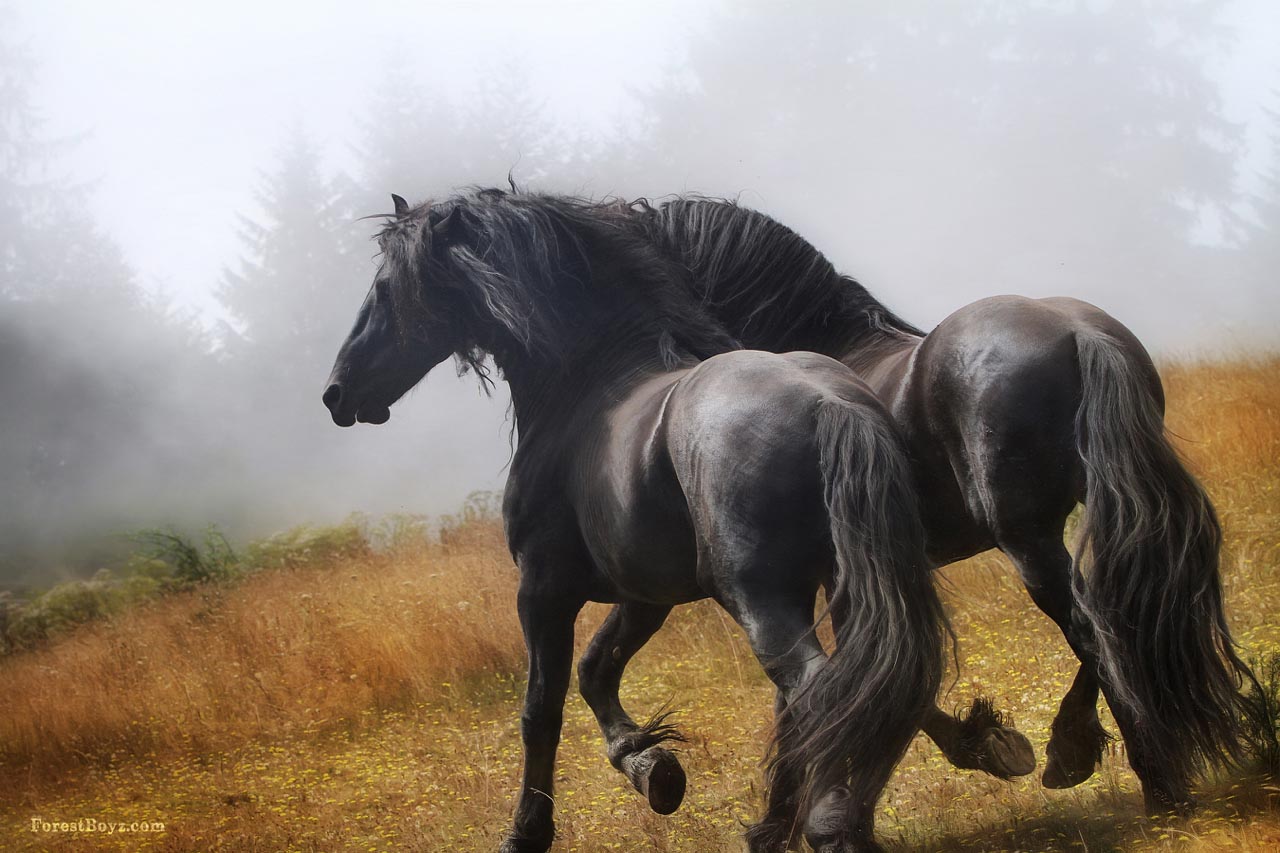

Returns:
609,196,1250,814
323,189,948,852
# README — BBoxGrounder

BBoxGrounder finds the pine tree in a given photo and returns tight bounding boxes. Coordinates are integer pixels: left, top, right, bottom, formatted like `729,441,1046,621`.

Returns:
347,55,459,211
0,6,136,303
616,1,1244,335
1240,95,1280,321
348,54,581,213
0,14,223,581
218,124,355,388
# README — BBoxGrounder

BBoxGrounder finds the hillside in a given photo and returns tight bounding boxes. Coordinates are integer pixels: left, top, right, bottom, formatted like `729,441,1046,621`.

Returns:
1,357,1277,852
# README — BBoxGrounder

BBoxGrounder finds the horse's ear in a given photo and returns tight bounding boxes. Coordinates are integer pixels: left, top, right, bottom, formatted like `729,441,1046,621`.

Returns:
391,194,409,216
432,206,467,244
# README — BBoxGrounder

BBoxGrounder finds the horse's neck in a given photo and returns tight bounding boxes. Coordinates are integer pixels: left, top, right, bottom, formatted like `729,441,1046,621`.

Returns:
775,295,922,384
499,325,680,442
498,237,723,437
840,329,921,374
840,333,921,400
756,284,923,400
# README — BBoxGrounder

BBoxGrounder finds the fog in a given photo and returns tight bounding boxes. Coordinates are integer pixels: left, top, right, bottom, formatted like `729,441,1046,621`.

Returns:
2,0,1278,585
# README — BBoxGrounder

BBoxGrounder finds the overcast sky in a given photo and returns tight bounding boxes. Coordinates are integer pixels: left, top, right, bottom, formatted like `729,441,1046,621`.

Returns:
19,0,712,317
16,0,1279,348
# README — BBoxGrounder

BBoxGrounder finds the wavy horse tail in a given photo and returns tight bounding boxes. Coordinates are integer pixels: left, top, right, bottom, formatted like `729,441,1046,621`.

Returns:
1073,329,1249,785
765,398,947,834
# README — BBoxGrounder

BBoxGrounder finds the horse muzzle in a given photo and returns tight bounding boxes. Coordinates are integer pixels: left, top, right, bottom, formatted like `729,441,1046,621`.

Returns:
322,383,353,427
323,382,390,427
356,405,391,425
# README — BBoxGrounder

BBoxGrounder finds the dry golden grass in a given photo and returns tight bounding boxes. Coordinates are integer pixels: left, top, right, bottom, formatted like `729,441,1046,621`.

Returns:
0,520,524,782
0,356,1277,852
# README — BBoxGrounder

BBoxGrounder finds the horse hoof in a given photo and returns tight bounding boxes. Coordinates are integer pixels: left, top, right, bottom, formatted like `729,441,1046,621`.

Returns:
803,788,884,853
812,842,884,853
808,834,885,853
980,727,1036,779
1144,789,1197,818
1043,719,1108,789
743,820,795,853
498,834,553,853
803,786,851,841
1042,755,1091,789
946,697,1034,780
621,745,686,815
810,841,883,853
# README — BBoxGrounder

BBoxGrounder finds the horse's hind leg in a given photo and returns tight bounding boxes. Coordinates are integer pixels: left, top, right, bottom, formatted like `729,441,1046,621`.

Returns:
578,602,687,815
1001,536,1112,790
720,599,861,853
1008,535,1193,810
1043,667,1109,789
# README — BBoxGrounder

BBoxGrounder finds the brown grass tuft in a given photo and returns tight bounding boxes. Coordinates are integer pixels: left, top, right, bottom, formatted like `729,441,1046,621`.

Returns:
0,518,522,782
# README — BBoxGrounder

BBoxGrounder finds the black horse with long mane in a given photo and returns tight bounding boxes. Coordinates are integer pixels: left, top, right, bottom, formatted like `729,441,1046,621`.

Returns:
323,189,948,852
613,195,1251,814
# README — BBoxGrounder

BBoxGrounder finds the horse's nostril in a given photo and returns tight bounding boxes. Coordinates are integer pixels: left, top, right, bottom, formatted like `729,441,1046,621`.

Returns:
322,383,343,410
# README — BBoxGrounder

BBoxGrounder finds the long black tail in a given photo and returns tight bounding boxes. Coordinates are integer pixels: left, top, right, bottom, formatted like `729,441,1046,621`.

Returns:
764,398,946,836
1073,330,1249,784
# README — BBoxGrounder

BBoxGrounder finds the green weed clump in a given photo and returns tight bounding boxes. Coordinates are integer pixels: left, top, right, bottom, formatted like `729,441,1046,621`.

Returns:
242,517,372,571
4,571,120,650
2,526,240,651
1242,652,1280,777
131,525,241,585
0,519,388,655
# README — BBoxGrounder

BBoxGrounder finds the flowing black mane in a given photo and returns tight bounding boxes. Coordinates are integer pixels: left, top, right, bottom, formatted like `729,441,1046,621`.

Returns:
375,188,740,384
626,197,924,350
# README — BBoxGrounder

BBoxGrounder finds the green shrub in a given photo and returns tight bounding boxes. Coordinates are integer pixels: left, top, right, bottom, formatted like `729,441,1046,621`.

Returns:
131,526,240,586
373,513,434,554
242,517,371,572
5,571,117,648
1242,652,1280,777
0,502,504,655
458,490,503,524
437,491,504,553
439,490,502,534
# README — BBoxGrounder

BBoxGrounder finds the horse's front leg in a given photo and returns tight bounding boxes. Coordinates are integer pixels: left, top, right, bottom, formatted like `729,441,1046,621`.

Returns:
920,702,1036,780
500,577,584,853
824,581,1035,782
578,602,687,814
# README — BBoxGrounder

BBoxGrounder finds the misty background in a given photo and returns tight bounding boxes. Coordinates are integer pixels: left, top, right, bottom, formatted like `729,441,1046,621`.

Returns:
1,0,1277,587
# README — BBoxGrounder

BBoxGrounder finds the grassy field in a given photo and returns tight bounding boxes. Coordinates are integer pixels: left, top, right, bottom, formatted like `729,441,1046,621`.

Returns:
1,357,1277,852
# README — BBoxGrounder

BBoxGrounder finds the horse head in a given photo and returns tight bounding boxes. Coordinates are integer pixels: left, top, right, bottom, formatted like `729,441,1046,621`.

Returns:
324,187,739,428
323,195,481,427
